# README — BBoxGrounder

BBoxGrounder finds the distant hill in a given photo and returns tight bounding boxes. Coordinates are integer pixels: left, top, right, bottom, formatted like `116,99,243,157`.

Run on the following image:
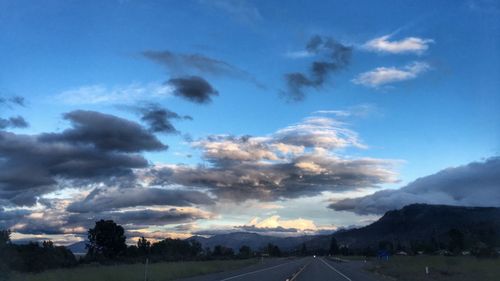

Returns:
188,232,316,252
67,241,87,254
307,204,500,251
189,204,500,253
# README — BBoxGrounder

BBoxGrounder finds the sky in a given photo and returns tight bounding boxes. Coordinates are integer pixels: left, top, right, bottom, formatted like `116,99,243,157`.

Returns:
0,0,499,245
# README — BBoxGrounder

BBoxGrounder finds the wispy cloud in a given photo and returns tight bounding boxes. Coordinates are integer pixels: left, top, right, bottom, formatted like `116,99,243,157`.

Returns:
56,82,172,105
352,61,430,88
362,34,434,54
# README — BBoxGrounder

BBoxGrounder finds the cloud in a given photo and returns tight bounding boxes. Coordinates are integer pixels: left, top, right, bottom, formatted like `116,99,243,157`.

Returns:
56,83,172,105
0,116,29,129
0,110,166,206
362,34,434,54
241,215,317,232
67,208,212,228
167,76,219,104
352,61,430,88
283,35,352,101
41,110,166,152
199,0,262,24
135,103,192,134
143,50,263,88
67,187,214,213
147,116,398,201
329,157,500,215
0,95,25,107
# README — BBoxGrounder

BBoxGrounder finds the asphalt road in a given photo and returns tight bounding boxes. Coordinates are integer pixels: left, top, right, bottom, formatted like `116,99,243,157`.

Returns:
176,257,387,281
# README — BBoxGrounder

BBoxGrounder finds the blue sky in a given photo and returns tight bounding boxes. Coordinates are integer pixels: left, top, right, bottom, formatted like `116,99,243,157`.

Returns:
0,0,499,244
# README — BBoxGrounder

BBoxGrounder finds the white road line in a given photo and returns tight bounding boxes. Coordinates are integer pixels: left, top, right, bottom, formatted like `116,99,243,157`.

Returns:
290,262,310,281
319,257,352,281
219,259,303,281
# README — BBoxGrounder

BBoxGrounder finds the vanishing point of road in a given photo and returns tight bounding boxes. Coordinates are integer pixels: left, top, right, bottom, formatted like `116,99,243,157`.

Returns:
177,256,387,281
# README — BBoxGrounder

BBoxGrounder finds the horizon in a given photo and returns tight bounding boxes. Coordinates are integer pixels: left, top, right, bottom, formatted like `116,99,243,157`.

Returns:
1,0,499,247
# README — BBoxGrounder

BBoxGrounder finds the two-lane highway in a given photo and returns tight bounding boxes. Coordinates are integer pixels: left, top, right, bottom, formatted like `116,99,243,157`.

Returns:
176,257,387,281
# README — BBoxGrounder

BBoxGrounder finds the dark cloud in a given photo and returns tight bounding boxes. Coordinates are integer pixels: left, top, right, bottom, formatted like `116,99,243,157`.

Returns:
67,208,210,228
0,110,166,206
0,116,29,129
0,95,25,107
67,187,214,213
167,76,219,104
40,110,166,152
136,103,192,134
142,50,262,87
283,36,352,101
329,157,500,215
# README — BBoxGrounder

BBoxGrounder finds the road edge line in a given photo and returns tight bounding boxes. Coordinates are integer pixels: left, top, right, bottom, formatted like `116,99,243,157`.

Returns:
319,257,352,281
219,258,303,281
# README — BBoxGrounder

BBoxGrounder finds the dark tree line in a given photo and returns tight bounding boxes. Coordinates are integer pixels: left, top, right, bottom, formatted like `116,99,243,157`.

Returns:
0,230,77,276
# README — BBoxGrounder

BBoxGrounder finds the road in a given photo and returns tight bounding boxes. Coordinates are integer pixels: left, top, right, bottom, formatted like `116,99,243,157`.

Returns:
176,257,388,281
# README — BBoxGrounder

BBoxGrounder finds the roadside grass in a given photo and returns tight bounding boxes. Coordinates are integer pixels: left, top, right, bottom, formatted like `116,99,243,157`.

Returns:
7,259,258,281
367,255,500,281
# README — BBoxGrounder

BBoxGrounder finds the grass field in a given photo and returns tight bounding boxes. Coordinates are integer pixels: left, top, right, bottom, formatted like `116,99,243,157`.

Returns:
6,259,258,281
367,255,500,281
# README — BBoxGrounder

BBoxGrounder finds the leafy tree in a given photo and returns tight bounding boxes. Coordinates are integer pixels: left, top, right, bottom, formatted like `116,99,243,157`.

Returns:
300,243,307,256
448,228,465,254
266,243,281,257
238,245,251,258
329,236,339,255
212,245,234,258
137,236,151,256
0,229,10,246
86,220,127,259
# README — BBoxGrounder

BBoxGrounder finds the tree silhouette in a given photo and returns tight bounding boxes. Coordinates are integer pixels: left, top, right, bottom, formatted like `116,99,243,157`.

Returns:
137,236,151,256
329,236,339,255
86,220,127,259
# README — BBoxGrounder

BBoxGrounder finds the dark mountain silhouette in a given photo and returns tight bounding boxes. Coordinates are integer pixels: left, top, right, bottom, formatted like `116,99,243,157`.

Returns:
188,232,314,252
187,204,500,253
67,241,87,254
306,204,500,251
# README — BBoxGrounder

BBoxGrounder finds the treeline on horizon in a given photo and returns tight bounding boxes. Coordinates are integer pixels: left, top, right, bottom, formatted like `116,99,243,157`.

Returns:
1,218,499,276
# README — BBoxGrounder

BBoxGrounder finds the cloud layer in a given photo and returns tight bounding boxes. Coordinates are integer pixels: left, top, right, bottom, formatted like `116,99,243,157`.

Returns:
0,110,166,206
149,116,397,201
329,157,500,215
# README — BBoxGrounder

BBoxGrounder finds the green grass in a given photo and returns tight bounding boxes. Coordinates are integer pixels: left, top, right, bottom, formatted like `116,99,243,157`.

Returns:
7,259,258,281
367,255,500,281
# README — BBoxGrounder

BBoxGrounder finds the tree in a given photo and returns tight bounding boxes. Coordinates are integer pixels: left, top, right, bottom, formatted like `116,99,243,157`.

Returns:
267,243,281,257
300,243,307,256
448,228,464,254
0,229,11,246
329,236,339,255
86,220,127,259
137,236,151,256
239,245,251,258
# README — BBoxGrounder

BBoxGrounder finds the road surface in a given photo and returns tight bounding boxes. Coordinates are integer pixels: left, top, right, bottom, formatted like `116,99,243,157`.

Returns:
176,257,388,281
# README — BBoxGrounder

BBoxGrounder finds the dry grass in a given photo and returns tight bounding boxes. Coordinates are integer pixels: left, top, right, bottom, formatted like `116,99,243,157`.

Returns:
6,259,258,281
367,255,500,281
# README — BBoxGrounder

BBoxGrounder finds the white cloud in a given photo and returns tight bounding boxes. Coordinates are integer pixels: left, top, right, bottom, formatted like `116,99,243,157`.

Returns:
352,61,430,88
363,35,434,54
56,82,172,105
284,50,314,59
